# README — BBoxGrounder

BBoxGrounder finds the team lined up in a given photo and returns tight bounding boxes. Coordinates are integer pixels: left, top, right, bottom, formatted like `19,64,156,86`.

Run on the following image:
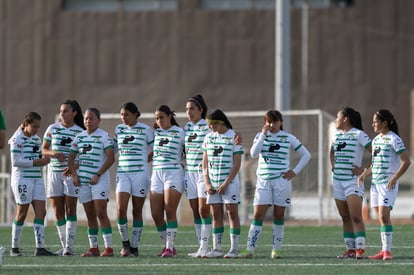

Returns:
6,99,410,260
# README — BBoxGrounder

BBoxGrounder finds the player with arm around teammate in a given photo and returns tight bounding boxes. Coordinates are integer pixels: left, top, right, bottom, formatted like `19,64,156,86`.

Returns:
330,107,372,260
9,112,54,256
239,110,311,259
114,102,154,257
359,109,410,261
42,100,85,256
68,108,115,257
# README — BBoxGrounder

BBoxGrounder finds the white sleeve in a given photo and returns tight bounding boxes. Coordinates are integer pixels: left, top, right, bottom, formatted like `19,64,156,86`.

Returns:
11,153,33,168
292,145,311,175
250,133,265,158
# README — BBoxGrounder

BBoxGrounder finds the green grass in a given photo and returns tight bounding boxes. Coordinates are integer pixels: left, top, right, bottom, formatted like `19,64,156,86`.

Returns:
1,223,413,274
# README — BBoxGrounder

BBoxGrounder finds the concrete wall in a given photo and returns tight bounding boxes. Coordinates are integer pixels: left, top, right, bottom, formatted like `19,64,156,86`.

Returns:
0,0,413,151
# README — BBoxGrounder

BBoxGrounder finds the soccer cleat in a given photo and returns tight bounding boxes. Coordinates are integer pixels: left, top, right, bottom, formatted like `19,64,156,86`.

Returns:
206,249,223,258
383,251,392,261
160,248,175,257
158,247,176,257
271,250,282,259
223,249,239,258
100,247,114,257
187,251,198,258
10,247,22,257
157,247,167,257
355,249,365,259
337,250,356,259
0,246,4,266
368,250,384,260
53,248,64,256
63,247,74,256
239,250,254,258
129,247,139,257
34,248,55,256
120,240,131,257
195,247,209,258
81,247,100,257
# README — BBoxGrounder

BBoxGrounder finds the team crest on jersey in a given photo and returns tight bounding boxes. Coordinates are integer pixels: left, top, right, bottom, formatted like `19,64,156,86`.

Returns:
136,128,142,135
279,136,287,143
224,137,233,145
170,130,179,137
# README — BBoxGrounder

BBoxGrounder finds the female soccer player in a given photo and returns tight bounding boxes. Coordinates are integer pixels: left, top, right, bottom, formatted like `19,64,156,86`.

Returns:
68,108,115,257
42,100,85,256
202,109,244,258
150,105,185,257
183,95,213,258
114,102,154,257
359,109,410,261
240,110,311,259
9,112,54,256
330,107,372,259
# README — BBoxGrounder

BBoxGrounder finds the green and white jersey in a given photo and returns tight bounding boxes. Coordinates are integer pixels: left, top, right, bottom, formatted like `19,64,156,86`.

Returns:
371,131,406,185
184,119,210,173
114,122,154,173
9,130,43,179
331,128,371,181
43,122,84,173
202,129,244,189
152,125,185,170
70,128,114,185
251,130,303,180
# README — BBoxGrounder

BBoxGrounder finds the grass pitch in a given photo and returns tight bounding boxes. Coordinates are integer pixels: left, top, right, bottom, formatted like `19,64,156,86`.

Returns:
0,223,413,274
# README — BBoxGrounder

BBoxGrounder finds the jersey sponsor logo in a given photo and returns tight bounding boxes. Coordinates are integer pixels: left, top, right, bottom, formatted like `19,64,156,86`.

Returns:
213,145,223,156
159,138,169,146
269,143,280,152
373,146,381,156
60,137,73,146
122,135,135,144
336,141,347,151
188,133,198,142
32,144,40,153
82,144,92,154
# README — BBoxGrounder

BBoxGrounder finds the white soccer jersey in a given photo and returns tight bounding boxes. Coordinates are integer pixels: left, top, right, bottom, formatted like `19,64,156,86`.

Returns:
251,130,303,180
9,131,43,179
43,122,84,173
371,131,406,185
152,125,185,170
331,128,372,181
70,128,114,185
203,129,244,189
184,119,210,173
114,122,154,173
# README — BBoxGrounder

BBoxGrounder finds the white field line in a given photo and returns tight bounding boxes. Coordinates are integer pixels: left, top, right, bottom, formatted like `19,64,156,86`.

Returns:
3,262,414,268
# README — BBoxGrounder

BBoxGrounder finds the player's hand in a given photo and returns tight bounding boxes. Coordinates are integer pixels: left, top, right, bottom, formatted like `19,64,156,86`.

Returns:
261,125,270,135
73,175,80,186
62,167,71,177
387,177,397,190
282,170,296,180
54,152,65,162
89,175,100,185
